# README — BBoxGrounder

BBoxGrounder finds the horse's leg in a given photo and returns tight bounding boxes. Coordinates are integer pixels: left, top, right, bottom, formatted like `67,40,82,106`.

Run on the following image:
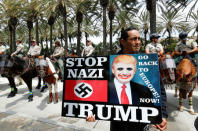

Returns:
7,77,18,98
40,80,48,92
21,74,33,102
35,76,41,89
47,83,53,104
188,83,196,115
54,80,58,104
174,84,178,97
179,90,183,112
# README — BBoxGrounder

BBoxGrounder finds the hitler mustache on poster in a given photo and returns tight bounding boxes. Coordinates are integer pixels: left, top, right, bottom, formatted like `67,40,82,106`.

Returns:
62,54,162,124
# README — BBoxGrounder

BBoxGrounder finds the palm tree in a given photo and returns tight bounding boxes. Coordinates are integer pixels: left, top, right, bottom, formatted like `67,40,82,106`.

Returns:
134,10,150,47
146,0,156,33
100,0,109,54
75,9,83,56
0,0,22,52
158,7,183,45
48,12,56,54
55,0,69,50
108,0,115,54
189,10,198,43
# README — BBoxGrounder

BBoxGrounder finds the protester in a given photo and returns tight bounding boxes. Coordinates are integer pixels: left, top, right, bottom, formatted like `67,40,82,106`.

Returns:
87,26,168,131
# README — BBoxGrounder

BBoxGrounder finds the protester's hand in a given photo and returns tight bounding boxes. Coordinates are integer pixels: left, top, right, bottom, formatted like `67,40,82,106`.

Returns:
86,115,96,122
153,118,167,131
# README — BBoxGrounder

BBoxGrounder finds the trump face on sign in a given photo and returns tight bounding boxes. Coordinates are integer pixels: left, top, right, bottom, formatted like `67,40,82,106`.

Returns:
109,55,153,106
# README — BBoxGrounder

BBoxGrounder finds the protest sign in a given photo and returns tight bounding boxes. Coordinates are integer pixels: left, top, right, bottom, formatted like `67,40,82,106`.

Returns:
62,54,162,124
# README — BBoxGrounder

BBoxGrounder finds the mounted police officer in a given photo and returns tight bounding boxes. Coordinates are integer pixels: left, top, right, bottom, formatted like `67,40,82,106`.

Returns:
145,33,164,56
11,40,25,85
174,32,198,65
27,39,41,58
81,40,94,57
50,40,64,80
11,40,24,58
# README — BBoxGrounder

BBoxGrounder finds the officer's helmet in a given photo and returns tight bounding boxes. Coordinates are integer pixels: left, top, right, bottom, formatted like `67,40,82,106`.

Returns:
150,33,160,40
179,32,188,40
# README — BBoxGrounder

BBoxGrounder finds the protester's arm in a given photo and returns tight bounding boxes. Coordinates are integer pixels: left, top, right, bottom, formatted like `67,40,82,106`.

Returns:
86,115,96,122
153,77,168,131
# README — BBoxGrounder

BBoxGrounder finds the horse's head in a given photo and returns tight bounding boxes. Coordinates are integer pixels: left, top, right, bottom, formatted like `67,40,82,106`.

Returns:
159,54,176,84
0,55,14,75
176,58,197,98
36,56,48,78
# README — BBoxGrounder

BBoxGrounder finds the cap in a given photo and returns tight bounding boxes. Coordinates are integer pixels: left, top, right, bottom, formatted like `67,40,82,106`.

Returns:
150,33,160,40
31,39,36,42
179,32,188,40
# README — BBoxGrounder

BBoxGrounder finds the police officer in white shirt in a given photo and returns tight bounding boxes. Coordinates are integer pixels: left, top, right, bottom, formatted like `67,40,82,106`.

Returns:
145,33,164,56
11,40,24,58
174,32,198,65
81,40,94,57
27,39,41,57
50,40,64,79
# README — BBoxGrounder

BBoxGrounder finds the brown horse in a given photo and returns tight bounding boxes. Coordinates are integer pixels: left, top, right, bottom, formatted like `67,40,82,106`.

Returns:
176,58,197,115
36,56,59,104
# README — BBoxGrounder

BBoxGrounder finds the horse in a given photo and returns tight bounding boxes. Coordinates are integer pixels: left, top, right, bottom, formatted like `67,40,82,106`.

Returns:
176,57,197,115
159,52,176,89
36,56,59,104
0,55,41,101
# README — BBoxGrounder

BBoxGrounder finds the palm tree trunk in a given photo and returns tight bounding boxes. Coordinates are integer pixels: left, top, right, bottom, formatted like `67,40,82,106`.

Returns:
46,37,49,56
77,22,81,56
144,32,147,47
110,19,113,54
40,38,44,50
149,0,156,33
13,27,16,51
69,36,72,49
50,25,53,54
103,7,107,54
85,32,88,45
28,28,31,47
63,12,68,50
168,31,171,45
197,31,198,43
36,18,39,45
9,30,13,53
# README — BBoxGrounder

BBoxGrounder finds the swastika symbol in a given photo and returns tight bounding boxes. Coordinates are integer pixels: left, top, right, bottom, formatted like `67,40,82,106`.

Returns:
74,82,93,98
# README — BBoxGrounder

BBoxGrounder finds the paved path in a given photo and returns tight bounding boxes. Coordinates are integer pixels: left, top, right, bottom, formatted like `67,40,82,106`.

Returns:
0,76,198,131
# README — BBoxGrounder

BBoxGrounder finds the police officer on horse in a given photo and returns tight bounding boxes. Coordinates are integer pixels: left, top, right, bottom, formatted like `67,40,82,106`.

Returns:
174,32,198,66
11,39,24,58
145,33,164,56
50,40,64,80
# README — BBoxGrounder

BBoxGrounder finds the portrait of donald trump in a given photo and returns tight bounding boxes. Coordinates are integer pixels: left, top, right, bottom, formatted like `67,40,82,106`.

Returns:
109,54,153,106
